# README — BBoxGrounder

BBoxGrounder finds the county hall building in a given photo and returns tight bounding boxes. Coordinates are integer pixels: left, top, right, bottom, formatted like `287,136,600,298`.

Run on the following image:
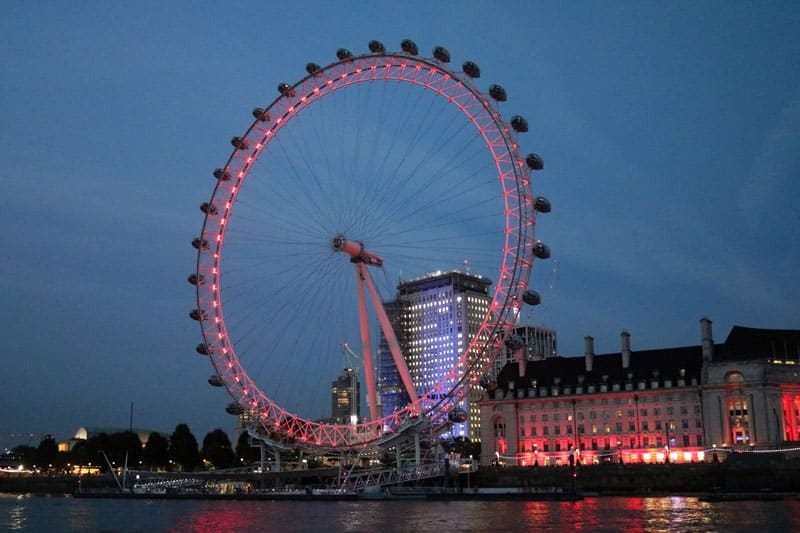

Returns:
479,319,800,466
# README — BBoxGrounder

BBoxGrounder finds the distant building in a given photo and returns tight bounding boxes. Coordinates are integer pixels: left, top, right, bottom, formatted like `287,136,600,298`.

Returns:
377,300,406,419
59,427,164,452
331,368,360,425
493,324,558,376
379,270,492,440
479,320,800,466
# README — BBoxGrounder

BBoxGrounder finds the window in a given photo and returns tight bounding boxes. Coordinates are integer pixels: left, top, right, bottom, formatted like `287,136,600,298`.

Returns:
667,406,674,415
642,421,649,431
641,408,648,417
629,421,636,432
655,421,662,430
683,435,690,447
680,406,688,415
682,419,689,430
726,371,745,384
653,408,660,416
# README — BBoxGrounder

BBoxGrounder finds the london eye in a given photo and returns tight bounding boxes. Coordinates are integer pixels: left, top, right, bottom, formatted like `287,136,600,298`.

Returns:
190,40,548,452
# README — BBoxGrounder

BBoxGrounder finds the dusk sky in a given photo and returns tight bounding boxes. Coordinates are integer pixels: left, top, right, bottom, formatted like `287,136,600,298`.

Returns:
2,1,799,449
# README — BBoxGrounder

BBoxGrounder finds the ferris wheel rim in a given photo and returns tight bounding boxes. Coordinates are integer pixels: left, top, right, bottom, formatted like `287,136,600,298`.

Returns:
192,45,536,451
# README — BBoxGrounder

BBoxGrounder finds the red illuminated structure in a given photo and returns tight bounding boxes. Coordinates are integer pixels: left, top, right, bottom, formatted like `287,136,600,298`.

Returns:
190,40,548,452
480,320,800,465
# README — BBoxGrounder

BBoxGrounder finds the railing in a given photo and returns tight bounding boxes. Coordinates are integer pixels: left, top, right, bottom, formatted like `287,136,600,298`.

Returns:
336,462,446,492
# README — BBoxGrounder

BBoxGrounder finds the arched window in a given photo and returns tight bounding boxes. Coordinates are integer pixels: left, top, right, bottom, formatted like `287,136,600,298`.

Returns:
725,371,744,384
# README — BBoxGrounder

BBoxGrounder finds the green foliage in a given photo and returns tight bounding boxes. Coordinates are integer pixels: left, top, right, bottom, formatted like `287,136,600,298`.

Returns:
68,434,111,469
143,432,169,470
108,431,142,467
441,436,481,459
11,445,37,468
36,435,62,468
235,431,260,465
168,424,201,471
201,428,235,469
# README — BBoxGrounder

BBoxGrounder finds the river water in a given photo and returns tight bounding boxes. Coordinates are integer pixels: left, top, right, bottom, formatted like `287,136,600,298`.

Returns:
2,494,799,532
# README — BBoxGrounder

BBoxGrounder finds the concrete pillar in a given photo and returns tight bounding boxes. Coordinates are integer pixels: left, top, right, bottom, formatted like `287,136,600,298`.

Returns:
621,330,631,369
584,336,595,372
260,441,266,471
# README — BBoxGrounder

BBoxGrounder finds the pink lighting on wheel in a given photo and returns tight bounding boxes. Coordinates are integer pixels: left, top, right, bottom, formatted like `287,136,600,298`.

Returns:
191,48,537,450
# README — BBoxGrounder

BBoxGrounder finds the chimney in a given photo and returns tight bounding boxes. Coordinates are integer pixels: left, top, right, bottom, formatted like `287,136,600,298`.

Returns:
621,330,631,369
584,336,595,372
516,346,527,379
701,317,714,362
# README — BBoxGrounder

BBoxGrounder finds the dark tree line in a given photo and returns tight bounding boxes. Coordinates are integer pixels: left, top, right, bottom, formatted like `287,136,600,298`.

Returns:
11,425,257,473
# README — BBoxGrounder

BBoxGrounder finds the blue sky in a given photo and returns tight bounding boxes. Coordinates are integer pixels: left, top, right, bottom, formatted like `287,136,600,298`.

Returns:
2,1,798,448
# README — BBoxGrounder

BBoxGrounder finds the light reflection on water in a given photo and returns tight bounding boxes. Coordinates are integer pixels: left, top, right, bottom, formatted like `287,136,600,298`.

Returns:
1,495,799,532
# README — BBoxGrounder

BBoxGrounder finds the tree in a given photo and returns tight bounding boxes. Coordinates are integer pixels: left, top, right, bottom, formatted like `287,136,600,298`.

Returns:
68,433,112,471
12,445,37,469
143,432,169,470
168,424,201,471
441,436,481,459
108,431,143,467
235,431,260,465
37,435,61,470
68,440,89,466
201,429,235,469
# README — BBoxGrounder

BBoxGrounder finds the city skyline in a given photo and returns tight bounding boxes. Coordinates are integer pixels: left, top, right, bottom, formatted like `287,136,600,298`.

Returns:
2,2,799,449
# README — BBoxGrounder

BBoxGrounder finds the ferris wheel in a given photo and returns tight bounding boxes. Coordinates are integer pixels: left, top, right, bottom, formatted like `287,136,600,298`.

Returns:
190,39,550,451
